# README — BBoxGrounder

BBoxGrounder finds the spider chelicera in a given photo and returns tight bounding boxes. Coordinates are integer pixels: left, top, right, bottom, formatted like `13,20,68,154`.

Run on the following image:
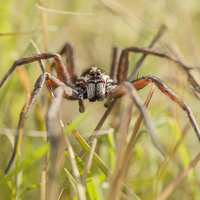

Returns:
1,38,200,174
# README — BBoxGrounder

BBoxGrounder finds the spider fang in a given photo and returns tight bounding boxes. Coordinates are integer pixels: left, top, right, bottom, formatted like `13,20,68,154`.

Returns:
87,82,105,101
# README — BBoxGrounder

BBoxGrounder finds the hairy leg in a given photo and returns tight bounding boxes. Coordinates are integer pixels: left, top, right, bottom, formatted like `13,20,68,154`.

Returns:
112,81,165,154
117,25,166,83
46,85,85,200
4,72,79,174
110,46,120,83
112,77,200,142
0,53,71,89
59,43,77,84
59,43,87,112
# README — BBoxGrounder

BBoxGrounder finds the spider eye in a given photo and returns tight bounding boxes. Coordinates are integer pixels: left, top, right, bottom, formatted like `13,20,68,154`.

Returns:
96,71,100,75
90,71,95,76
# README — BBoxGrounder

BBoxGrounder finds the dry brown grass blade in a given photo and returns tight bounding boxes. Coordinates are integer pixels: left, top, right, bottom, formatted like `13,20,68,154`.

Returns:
148,123,190,198
16,66,32,91
46,87,86,200
18,64,48,200
106,86,155,200
38,0,51,73
4,67,31,174
30,40,48,200
36,3,92,16
57,128,111,199
30,40,45,73
38,1,49,52
156,152,200,200
82,138,97,186
16,67,32,149
123,86,155,172
112,82,165,155
65,135,86,200
71,128,139,199
106,94,133,200
79,98,119,158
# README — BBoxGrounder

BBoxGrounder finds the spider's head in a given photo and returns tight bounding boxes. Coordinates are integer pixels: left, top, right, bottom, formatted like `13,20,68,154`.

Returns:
78,66,111,102
86,66,109,102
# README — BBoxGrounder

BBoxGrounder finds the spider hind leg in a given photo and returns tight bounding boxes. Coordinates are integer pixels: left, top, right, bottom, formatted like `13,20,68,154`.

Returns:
58,43,77,84
131,76,200,141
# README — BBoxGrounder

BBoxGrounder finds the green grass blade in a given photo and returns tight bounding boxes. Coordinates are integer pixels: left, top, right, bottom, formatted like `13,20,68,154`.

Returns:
74,155,97,200
7,143,49,178
71,129,111,176
107,129,115,170
64,168,78,195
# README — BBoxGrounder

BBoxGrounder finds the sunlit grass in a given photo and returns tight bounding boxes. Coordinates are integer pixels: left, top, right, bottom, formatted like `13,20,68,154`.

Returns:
0,0,200,199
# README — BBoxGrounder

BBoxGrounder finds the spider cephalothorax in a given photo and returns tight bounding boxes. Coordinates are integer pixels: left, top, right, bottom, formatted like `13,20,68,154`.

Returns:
75,66,114,102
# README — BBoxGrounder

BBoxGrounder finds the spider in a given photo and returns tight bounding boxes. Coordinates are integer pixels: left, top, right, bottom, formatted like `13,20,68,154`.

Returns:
1,31,200,175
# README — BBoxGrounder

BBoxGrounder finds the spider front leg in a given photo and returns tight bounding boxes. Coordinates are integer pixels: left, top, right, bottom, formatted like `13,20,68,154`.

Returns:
111,77,200,143
4,72,79,174
0,52,71,89
77,93,86,113
58,42,88,112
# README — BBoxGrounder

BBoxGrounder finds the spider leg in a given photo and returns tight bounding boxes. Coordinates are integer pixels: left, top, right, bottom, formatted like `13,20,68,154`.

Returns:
110,46,120,83
117,48,129,83
117,25,166,83
45,86,66,199
116,46,200,97
4,72,79,174
111,81,165,154
58,43,87,112
104,46,120,107
46,86,86,200
0,53,71,89
59,43,77,84
106,26,166,109
112,77,200,142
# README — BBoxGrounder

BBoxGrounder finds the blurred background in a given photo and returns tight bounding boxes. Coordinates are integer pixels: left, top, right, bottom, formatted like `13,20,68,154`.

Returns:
0,0,200,199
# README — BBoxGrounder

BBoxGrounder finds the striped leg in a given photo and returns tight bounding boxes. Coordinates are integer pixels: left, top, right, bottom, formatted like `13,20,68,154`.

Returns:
111,77,200,143
59,43,77,84
4,72,79,174
0,53,71,89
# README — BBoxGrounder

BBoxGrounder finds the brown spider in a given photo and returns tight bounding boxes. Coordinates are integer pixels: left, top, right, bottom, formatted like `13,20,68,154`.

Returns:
1,33,200,174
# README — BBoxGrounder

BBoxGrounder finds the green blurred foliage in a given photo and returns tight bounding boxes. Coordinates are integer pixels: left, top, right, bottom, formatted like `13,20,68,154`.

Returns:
0,0,200,199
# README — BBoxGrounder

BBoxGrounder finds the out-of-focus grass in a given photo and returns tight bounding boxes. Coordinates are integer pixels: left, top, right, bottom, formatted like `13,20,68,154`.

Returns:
0,0,200,199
